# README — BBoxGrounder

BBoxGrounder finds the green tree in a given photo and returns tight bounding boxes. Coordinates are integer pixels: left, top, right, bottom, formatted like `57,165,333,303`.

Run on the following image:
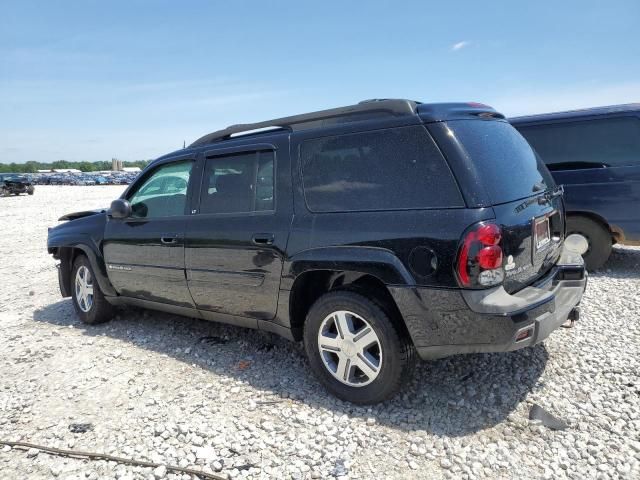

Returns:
78,161,96,172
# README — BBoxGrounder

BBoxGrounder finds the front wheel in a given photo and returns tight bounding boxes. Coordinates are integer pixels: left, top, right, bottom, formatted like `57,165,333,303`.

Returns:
71,255,115,324
303,291,416,404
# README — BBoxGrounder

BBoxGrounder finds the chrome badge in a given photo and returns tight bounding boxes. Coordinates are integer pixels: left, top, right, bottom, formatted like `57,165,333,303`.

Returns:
505,255,516,271
107,264,132,271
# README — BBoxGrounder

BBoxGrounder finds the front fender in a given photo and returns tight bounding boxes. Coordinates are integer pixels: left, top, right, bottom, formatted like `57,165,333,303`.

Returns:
282,246,415,289
48,220,117,297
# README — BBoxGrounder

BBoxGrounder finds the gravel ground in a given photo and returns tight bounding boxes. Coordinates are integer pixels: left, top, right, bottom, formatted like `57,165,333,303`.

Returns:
0,186,638,480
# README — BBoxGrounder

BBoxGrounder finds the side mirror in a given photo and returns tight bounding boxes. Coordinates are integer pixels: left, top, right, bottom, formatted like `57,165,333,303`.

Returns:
108,199,132,219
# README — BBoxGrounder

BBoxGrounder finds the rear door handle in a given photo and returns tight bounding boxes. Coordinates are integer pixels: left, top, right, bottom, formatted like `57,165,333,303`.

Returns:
252,233,274,245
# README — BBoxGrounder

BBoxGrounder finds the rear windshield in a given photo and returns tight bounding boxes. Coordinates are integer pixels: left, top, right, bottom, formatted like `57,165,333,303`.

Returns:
447,119,555,204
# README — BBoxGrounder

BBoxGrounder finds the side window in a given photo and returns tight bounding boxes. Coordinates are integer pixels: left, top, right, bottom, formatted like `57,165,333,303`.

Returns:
517,117,640,169
199,150,275,214
300,125,463,212
127,161,192,218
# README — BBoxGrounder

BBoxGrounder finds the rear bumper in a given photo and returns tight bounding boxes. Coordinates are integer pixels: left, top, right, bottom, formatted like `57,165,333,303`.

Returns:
389,248,587,360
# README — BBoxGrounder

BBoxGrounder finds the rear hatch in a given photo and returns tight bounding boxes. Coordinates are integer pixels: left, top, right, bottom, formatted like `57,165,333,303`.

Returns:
445,119,564,293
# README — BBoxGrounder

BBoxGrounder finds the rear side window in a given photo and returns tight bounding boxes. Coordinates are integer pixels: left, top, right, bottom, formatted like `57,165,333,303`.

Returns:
300,125,463,212
447,120,555,205
199,150,274,214
516,116,640,170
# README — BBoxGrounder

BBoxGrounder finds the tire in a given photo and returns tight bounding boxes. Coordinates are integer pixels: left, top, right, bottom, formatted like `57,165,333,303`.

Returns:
303,290,416,404
70,255,115,324
567,216,612,270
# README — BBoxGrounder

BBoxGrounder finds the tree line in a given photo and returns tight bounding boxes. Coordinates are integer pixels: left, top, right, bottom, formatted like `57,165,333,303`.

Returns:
0,160,151,173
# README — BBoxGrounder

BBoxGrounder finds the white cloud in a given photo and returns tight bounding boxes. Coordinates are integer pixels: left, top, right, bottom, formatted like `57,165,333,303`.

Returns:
487,82,640,117
451,41,470,51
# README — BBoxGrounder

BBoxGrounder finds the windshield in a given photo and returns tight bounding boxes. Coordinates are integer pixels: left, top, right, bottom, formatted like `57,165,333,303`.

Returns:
447,119,555,204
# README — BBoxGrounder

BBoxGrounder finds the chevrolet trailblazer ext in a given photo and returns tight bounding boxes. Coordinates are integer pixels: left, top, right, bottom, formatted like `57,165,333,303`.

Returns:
47,100,586,404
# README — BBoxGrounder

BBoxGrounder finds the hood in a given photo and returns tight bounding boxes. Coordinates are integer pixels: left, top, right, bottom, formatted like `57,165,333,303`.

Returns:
58,209,107,221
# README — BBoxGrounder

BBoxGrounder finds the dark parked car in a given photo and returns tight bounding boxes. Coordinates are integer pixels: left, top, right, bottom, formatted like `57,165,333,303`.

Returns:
0,173,34,196
47,100,586,403
511,104,640,269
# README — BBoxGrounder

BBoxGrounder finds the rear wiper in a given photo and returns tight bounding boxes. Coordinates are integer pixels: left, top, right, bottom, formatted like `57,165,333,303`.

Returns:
532,181,546,192
538,184,564,205
547,161,609,171
514,185,564,213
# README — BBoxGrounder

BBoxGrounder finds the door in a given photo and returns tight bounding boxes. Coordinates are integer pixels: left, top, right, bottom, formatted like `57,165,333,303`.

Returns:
185,142,292,321
103,158,195,307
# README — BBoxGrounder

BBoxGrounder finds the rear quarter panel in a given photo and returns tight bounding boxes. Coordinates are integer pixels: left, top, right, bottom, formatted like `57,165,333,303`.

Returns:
286,208,495,288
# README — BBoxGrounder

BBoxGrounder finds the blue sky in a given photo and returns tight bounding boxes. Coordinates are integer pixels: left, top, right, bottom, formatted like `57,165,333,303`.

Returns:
1,0,639,163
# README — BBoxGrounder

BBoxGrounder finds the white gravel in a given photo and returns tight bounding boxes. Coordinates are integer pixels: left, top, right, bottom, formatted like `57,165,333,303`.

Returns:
0,186,638,479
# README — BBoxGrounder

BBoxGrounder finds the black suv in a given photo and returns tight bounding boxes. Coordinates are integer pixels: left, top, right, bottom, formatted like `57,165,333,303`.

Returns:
47,100,586,404
1,173,34,196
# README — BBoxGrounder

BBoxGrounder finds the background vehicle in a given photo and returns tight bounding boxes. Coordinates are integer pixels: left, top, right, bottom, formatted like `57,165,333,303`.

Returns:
48,100,585,403
511,104,640,269
0,173,34,196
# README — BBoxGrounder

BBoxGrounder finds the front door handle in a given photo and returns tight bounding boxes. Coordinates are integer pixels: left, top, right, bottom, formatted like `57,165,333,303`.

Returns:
252,233,274,245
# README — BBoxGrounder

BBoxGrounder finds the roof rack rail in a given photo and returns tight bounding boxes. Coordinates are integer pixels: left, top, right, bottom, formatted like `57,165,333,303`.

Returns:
190,99,419,147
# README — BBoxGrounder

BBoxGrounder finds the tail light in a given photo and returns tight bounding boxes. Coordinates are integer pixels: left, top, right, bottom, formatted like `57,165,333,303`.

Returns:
456,222,505,288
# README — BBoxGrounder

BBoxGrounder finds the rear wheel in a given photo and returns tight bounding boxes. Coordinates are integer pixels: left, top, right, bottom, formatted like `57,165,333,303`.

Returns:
566,216,611,270
71,255,114,324
303,290,415,404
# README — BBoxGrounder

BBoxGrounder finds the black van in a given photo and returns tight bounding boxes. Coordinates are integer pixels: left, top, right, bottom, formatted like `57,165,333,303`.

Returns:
48,100,586,403
511,104,640,269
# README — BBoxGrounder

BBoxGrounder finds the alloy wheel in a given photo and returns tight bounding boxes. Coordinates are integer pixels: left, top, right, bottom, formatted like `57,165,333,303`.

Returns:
75,265,94,313
317,310,382,387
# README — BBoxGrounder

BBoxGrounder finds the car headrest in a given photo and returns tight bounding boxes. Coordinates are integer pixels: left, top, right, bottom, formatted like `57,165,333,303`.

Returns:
215,174,247,195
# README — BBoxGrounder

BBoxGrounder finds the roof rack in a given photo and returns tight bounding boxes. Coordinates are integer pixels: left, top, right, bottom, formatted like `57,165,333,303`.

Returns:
190,99,419,147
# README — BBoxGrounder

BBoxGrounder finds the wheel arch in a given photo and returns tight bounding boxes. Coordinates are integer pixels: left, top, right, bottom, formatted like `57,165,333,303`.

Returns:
284,247,414,341
566,210,615,241
49,238,117,297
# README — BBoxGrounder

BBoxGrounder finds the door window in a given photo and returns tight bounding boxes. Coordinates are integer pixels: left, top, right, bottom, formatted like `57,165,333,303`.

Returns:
300,125,463,212
517,116,640,170
127,161,192,218
199,150,275,214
